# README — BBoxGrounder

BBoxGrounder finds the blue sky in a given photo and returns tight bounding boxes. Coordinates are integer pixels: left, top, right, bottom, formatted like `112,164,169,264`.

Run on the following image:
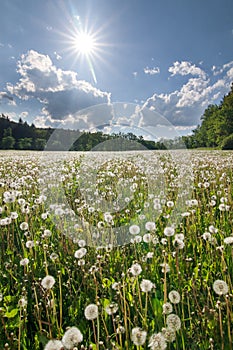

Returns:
0,0,233,136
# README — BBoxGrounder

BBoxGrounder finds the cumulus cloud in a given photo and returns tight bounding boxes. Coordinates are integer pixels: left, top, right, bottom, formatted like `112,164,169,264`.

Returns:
144,66,160,75
6,50,111,121
143,61,233,127
168,61,206,79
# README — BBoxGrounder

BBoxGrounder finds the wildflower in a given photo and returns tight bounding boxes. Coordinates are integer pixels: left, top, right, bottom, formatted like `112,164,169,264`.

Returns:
112,282,121,290
129,224,140,235
18,297,27,308
168,291,181,304
129,263,142,276
148,332,167,349
166,314,181,331
78,259,85,266
224,236,233,245
161,238,168,245
173,238,185,249
167,200,174,208
213,280,229,295
41,275,55,290
140,279,155,292
131,235,142,244
74,248,87,259
162,302,173,315
20,222,29,231
43,229,52,237
105,303,118,315
160,263,170,273
10,212,18,219
175,234,184,241
146,252,154,259
131,327,147,346
143,233,152,243
26,240,34,248
209,225,218,234
104,212,113,223
20,258,29,266
162,327,176,343
62,326,83,349
50,253,59,261
84,303,98,320
117,326,125,334
78,239,86,247
44,340,63,350
164,227,175,237
202,232,211,241
145,221,156,231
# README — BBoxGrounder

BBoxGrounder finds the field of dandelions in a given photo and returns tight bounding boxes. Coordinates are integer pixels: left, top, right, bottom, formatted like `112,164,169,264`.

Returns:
0,150,232,350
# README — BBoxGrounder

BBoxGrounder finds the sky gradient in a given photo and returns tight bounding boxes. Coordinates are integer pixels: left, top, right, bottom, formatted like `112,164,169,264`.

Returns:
1,0,233,136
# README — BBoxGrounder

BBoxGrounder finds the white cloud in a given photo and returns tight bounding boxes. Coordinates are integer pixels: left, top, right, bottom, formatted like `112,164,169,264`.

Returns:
168,61,206,79
6,50,111,121
212,60,233,76
144,66,160,75
143,61,233,127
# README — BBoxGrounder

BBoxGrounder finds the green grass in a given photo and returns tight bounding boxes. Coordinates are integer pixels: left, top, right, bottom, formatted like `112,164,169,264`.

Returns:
0,150,232,350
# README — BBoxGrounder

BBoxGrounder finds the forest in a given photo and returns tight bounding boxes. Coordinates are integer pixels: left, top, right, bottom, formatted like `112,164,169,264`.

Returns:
1,83,233,150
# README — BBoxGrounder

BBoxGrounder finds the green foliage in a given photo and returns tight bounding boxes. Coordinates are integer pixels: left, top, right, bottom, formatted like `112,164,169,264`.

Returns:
221,133,233,149
186,83,233,148
1,135,15,149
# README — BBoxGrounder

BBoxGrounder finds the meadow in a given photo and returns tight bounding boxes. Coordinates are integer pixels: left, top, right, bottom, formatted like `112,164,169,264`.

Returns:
0,150,232,350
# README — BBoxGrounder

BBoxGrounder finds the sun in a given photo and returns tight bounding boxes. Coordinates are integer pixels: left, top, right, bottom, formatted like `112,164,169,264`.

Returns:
74,31,95,56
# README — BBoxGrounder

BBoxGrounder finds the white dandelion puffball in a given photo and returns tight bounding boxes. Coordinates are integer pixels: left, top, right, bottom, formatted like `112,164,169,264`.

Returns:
148,332,167,350
41,275,55,290
140,279,155,293
224,236,233,245
166,314,181,331
168,290,181,304
162,302,173,315
145,221,156,231
62,326,83,349
20,258,29,266
74,247,87,259
129,224,140,235
131,327,147,346
213,280,229,295
105,303,119,315
20,222,29,231
84,303,98,320
44,339,63,350
164,226,175,237
129,263,142,276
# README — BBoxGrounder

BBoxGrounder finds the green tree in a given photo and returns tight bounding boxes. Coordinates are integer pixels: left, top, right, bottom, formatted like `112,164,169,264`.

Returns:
17,138,32,150
1,136,15,149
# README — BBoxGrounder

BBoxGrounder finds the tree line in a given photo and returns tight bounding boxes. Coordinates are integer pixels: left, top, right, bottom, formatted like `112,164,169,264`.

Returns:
1,83,233,151
182,83,233,149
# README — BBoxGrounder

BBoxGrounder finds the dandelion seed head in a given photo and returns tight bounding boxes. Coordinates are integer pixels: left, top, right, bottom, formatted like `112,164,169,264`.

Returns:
84,303,98,320
164,227,175,237
148,332,167,349
213,280,229,295
129,263,142,276
140,279,155,292
129,224,140,235
62,326,83,349
44,339,63,350
41,275,55,290
168,290,181,304
162,302,173,315
166,314,181,331
131,327,147,346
